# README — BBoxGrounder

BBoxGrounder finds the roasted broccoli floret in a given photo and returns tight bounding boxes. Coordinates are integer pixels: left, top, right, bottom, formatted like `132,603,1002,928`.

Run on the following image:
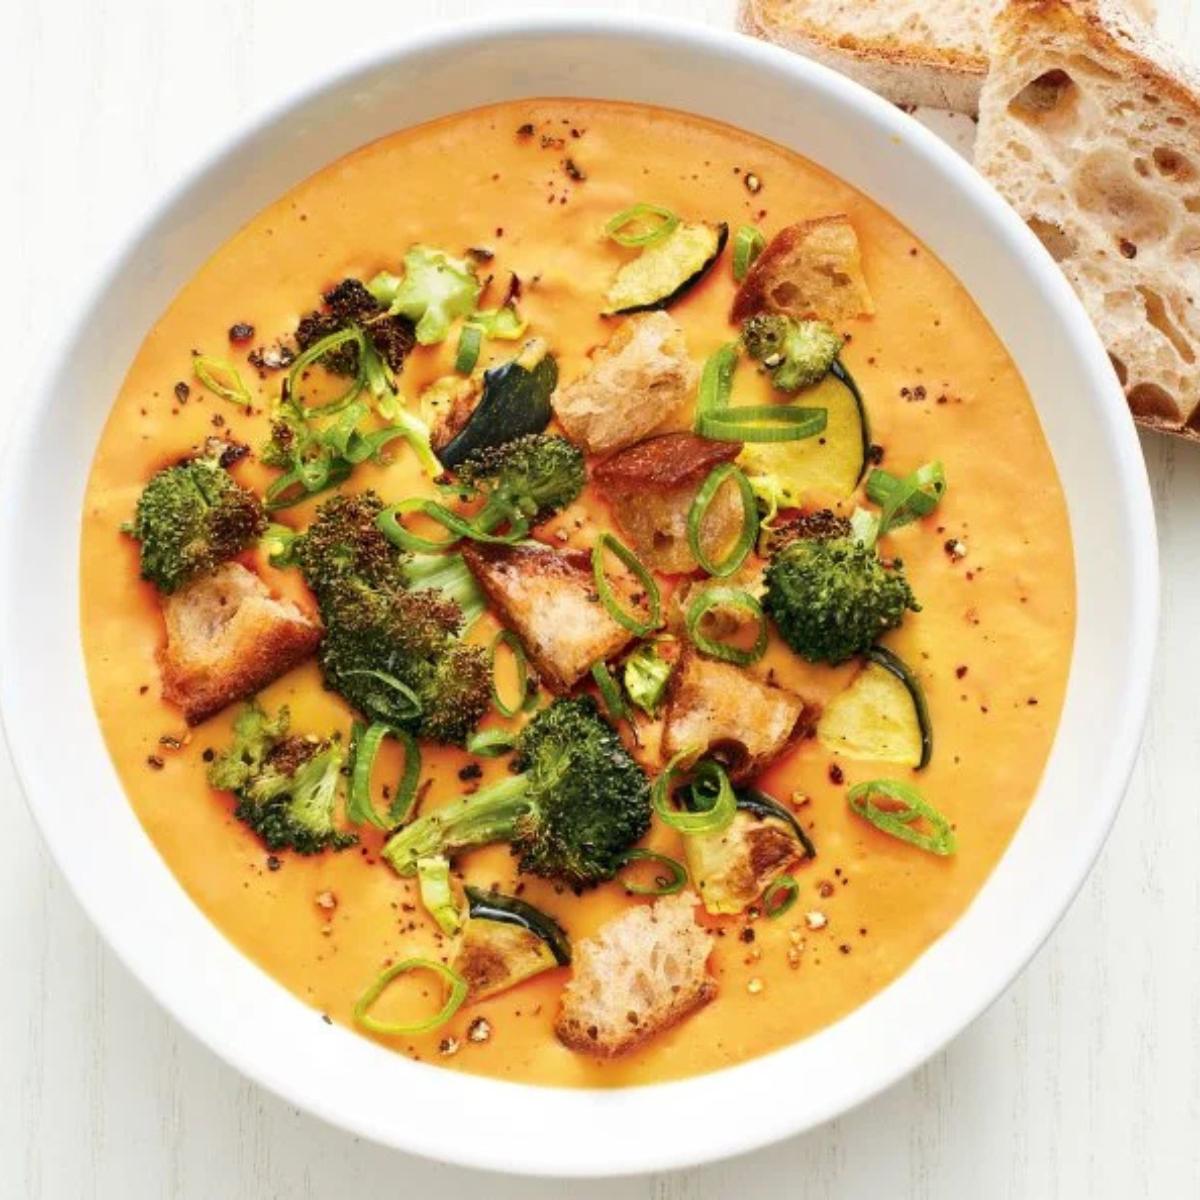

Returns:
400,551,486,630
741,313,842,392
368,246,483,345
454,434,585,533
623,639,675,718
382,697,651,887
295,492,489,743
764,527,919,665
295,278,415,376
128,449,267,593
207,702,357,855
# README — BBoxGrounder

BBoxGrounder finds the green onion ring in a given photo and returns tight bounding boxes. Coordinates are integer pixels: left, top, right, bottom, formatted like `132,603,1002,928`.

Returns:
349,722,421,829
590,662,627,721
695,342,740,423
687,463,758,578
591,532,661,637
763,873,800,918
846,779,957,856
455,323,483,374
732,225,766,282
685,587,768,666
193,356,253,407
337,669,423,720
604,202,680,247
615,848,689,896
377,499,528,553
416,857,462,936
652,749,737,836
465,729,518,757
697,405,828,444
489,630,529,718
353,958,468,1037
866,461,948,536
287,327,367,417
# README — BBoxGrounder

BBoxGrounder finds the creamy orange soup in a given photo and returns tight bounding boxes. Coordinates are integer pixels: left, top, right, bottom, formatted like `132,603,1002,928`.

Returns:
81,100,1074,1086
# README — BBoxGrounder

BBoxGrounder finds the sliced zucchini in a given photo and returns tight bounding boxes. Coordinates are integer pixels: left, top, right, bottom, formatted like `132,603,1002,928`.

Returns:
603,221,728,315
817,645,932,769
737,361,869,501
451,886,571,1002
437,339,558,468
685,788,815,916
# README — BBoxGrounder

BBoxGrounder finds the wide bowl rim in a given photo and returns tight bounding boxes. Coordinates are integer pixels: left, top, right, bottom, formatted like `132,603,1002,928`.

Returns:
0,9,1158,1178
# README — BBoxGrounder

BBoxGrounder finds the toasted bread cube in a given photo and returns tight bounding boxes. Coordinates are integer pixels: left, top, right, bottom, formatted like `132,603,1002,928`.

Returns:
461,542,643,693
555,893,716,1057
592,432,745,574
551,312,697,455
731,215,874,325
662,649,810,782
159,562,322,725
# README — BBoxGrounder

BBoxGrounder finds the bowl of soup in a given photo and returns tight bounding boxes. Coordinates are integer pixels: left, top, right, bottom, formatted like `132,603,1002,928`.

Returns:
0,12,1156,1176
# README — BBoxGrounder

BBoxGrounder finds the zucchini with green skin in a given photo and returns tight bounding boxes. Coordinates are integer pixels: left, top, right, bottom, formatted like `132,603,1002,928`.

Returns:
817,644,933,770
451,886,571,1002
684,788,815,916
437,340,558,468
603,222,729,315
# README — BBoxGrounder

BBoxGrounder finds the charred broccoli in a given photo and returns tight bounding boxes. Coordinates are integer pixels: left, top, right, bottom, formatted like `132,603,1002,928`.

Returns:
207,702,357,855
764,523,919,665
295,492,489,743
454,434,585,533
128,449,267,593
382,697,651,887
295,278,415,376
400,551,486,630
741,313,842,392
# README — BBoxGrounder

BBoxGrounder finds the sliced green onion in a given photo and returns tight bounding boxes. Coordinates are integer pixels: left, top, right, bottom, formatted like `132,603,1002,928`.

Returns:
287,327,366,416
338,670,423,720
697,405,827,443
685,587,768,666
349,721,421,829
193,356,252,407
687,463,758,578
652,748,737,836
455,323,483,374
591,532,661,637
604,202,680,247
262,522,297,568
417,856,462,936
732,225,766,282
489,630,529,718
377,498,528,553
847,779,957,856
615,848,689,896
695,342,740,423
465,728,517,757
353,958,468,1037
867,461,948,536
590,661,627,721
763,873,800,918
469,305,527,340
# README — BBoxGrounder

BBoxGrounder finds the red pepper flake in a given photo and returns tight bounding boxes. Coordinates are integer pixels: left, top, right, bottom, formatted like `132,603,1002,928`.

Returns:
563,158,586,182
828,763,844,786
146,755,164,770
174,381,190,404
955,665,969,679
516,123,535,139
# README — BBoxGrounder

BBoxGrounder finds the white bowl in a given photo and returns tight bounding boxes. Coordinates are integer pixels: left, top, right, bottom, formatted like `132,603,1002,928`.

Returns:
0,11,1157,1177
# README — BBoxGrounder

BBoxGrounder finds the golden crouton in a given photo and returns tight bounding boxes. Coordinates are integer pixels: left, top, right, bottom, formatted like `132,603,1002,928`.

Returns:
662,648,811,782
461,542,644,693
731,215,875,325
592,432,746,574
555,893,715,1057
551,312,697,455
159,562,322,725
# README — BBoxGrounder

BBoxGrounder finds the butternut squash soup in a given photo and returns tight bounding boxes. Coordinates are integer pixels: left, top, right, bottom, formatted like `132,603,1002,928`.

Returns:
81,99,1074,1087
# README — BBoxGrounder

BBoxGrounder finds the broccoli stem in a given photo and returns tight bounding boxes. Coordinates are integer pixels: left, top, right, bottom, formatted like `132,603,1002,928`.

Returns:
383,772,534,875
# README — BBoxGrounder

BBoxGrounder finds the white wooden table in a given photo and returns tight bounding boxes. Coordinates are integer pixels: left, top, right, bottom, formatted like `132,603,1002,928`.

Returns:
3,1,1199,1195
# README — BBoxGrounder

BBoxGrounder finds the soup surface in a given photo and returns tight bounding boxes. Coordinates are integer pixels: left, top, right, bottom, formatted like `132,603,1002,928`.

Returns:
81,99,1074,1087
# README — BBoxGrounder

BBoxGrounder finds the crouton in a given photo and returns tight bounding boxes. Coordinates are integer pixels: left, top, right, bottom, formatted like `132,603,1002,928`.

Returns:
662,648,811,782
551,312,697,455
159,562,322,725
731,215,875,325
592,433,745,573
461,542,643,692
555,892,716,1057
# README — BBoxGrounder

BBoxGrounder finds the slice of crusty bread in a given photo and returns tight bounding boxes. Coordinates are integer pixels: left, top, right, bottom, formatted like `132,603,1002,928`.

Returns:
159,562,322,725
555,893,716,1057
551,312,697,455
976,0,1200,439
740,0,993,114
